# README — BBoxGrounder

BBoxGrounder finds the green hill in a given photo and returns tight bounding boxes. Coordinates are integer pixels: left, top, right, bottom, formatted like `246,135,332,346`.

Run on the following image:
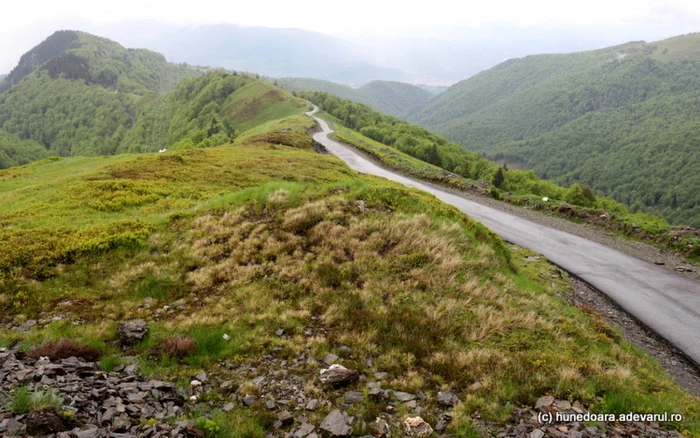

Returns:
2,116,699,437
0,31,309,166
275,77,432,117
407,33,700,227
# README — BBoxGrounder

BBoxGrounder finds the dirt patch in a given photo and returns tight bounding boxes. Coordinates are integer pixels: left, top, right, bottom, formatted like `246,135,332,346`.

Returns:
25,407,75,436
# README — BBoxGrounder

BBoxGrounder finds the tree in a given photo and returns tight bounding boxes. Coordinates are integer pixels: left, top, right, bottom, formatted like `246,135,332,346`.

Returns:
427,144,441,166
492,167,505,188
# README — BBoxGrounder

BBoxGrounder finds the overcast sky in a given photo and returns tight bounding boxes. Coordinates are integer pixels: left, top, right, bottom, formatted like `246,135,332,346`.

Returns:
2,0,700,72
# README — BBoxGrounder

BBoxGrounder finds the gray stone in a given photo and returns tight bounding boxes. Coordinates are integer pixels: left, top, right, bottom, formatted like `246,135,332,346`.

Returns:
305,399,319,411
392,390,417,402
223,402,235,413
5,418,22,436
322,353,339,365
17,319,37,332
74,427,100,438
373,419,390,437
319,410,352,437
530,429,545,438
275,328,285,337
117,320,148,347
294,423,315,438
243,394,257,406
437,391,461,407
435,416,451,432
344,391,364,404
319,364,358,387
535,395,555,411
373,372,388,380
277,410,294,425
266,399,276,410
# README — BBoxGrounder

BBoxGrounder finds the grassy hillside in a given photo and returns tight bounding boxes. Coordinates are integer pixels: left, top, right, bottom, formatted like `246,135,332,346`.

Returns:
275,77,432,117
407,33,700,226
0,31,311,167
1,121,699,435
303,92,699,260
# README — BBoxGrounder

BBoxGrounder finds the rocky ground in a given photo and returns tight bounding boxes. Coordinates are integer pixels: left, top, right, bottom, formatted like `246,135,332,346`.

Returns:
0,318,691,437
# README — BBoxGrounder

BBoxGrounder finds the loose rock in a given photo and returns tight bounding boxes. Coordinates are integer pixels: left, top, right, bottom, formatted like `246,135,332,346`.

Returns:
319,410,353,437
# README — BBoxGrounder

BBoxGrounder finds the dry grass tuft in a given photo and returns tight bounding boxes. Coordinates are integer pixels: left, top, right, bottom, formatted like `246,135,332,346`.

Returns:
162,335,197,358
27,339,101,362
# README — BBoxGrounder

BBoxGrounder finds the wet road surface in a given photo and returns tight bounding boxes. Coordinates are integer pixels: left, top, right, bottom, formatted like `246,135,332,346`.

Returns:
307,107,700,366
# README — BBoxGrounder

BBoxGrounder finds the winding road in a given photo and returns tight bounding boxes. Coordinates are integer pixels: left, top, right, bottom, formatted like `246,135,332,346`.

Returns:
306,107,700,367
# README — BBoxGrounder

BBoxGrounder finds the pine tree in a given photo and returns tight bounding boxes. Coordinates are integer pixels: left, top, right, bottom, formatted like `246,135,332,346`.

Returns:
492,167,505,188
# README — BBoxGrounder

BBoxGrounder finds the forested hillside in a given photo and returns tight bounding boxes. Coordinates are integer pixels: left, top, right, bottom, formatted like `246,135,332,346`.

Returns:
0,30,202,94
0,130,47,168
408,33,700,226
276,77,432,117
301,91,624,208
0,31,308,166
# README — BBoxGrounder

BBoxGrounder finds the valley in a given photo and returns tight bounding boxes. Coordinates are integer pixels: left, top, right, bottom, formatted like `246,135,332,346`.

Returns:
274,78,433,118
407,34,700,228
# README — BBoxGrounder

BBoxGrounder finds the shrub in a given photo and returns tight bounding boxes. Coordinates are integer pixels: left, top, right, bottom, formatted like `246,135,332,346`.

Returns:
163,335,197,358
565,183,597,207
27,339,101,362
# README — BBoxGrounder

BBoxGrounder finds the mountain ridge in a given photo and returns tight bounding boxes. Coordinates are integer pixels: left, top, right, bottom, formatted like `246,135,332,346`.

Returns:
275,77,433,117
0,31,307,165
408,33,700,226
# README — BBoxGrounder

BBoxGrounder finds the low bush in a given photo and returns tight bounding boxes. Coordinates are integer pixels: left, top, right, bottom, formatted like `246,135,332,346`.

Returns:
163,335,197,358
27,339,101,361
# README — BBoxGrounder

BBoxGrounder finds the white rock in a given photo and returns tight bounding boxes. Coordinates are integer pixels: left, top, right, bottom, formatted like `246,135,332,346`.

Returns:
403,416,433,437
190,379,202,387
542,197,549,202
223,333,231,341
189,395,198,401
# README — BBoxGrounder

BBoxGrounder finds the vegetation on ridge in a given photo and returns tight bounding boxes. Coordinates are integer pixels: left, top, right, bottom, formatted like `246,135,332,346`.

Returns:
276,77,433,117
303,92,699,261
407,34,700,226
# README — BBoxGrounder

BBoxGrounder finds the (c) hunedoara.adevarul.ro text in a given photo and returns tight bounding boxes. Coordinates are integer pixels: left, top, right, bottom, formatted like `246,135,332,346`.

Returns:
537,412,683,424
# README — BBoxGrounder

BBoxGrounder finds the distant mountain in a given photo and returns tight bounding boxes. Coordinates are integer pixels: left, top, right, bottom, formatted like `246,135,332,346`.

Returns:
0,31,307,165
0,30,203,94
416,85,448,95
0,74,6,81
408,33,700,226
88,22,408,86
275,78,432,117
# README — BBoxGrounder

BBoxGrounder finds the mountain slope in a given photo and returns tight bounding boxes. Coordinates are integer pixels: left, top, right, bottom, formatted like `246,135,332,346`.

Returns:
2,123,699,436
0,30,203,94
276,77,433,117
408,34,700,226
0,31,309,165
0,130,47,168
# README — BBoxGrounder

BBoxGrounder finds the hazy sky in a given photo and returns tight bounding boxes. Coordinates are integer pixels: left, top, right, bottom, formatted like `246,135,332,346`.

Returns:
2,0,700,72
